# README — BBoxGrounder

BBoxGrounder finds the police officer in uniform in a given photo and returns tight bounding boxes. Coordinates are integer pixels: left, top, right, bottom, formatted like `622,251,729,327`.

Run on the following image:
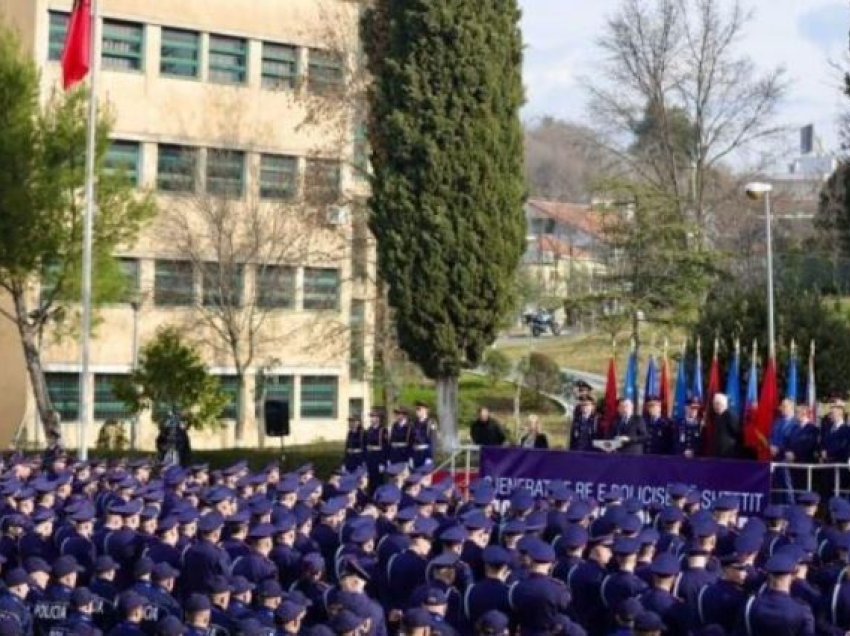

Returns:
53,588,102,636
343,417,366,473
410,402,436,468
364,411,389,492
0,568,33,636
463,546,512,627
388,408,412,466
644,397,672,455
570,398,598,452
694,551,749,632
744,552,815,636
107,592,147,636
673,399,703,458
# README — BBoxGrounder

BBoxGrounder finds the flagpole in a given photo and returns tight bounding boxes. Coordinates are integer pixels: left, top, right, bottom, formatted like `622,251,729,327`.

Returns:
78,0,99,461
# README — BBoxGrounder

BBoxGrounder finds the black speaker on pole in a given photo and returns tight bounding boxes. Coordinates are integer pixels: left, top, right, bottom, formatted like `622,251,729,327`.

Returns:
264,399,290,437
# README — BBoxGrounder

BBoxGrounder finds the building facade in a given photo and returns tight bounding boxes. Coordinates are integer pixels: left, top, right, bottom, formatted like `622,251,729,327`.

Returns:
0,0,374,450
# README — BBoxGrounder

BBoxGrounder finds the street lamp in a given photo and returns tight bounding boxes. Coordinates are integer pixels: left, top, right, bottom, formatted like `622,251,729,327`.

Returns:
744,182,775,358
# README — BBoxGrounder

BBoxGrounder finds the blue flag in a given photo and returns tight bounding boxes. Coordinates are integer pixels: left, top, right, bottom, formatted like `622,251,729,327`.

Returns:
786,345,799,403
624,346,639,406
726,344,742,419
644,355,660,401
673,357,688,421
692,345,704,403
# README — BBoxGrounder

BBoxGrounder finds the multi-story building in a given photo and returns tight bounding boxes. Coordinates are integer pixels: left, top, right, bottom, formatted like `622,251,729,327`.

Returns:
0,0,374,450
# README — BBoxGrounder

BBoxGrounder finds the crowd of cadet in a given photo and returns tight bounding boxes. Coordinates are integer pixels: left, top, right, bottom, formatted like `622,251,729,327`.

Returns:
0,439,849,636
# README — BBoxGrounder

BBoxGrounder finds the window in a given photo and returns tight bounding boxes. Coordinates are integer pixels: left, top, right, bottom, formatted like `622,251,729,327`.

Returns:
105,140,141,186
353,122,370,183
300,376,338,419
157,144,197,193
160,28,200,78
305,159,341,204
102,20,144,71
259,154,298,200
216,376,241,420
118,258,140,302
308,49,344,94
206,149,245,197
94,374,132,420
303,268,340,311
202,263,243,307
46,372,80,422
262,43,298,90
351,217,369,281
349,299,366,380
255,266,296,309
208,35,247,84
263,375,293,402
154,260,194,306
48,12,69,61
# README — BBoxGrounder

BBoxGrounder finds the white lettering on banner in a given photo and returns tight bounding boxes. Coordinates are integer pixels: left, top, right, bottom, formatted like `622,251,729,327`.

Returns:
485,476,766,514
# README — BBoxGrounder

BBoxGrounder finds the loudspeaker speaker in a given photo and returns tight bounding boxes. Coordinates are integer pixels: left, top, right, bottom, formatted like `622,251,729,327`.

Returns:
264,399,290,437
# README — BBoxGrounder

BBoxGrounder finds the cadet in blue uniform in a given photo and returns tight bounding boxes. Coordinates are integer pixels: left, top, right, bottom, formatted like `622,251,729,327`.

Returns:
386,517,437,611
182,594,212,636
231,524,278,585
694,551,749,632
343,417,366,473
180,512,231,596
388,408,412,465
410,403,436,468
639,553,689,636
53,588,102,636
568,520,614,635
744,552,815,636
364,411,389,491
35,555,83,636
644,397,672,455
207,575,238,636
508,538,577,636
570,398,598,452
106,592,147,636
0,568,33,636
673,399,702,458
463,546,512,627
601,537,648,613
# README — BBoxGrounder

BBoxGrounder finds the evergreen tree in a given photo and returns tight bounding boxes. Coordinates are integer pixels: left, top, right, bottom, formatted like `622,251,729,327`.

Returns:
362,0,527,447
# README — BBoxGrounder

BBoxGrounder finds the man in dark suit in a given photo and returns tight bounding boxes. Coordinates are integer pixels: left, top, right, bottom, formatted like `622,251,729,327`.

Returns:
613,399,648,455
712,393,743,458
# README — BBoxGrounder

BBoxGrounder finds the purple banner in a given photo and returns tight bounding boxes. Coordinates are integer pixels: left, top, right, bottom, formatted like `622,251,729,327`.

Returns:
480,448,771,514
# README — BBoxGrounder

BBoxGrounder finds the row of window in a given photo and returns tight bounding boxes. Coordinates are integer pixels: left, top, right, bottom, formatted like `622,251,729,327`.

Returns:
46,373,339,422
48,13,344,93
105,141,342,203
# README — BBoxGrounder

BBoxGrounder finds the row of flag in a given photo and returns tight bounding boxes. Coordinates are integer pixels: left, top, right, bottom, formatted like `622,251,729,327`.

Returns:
601,339,817,462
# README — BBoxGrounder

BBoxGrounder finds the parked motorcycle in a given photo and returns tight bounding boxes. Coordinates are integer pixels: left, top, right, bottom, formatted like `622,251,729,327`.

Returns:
523,309,562,337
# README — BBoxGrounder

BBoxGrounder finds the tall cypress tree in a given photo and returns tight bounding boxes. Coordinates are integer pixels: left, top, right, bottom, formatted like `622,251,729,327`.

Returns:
363,0,527,447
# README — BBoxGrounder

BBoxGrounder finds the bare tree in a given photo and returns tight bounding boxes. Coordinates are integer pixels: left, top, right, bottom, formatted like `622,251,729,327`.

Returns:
587,0,787,233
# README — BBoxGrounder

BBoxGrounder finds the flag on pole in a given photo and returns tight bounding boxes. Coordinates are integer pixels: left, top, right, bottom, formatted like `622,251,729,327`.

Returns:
61,0,93,90
806,341,817,420
673,343,688,421
624,340,639,408
743,341,760,453
753,355,778,461
659,342,672,419
786,340,799,403
726,339,742,420
702,339,722,456
603,352,618,438
692,339,704,404
643,355,659,416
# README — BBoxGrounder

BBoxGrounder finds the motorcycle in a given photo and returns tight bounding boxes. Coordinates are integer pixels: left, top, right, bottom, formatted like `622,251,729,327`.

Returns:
523,309,562,337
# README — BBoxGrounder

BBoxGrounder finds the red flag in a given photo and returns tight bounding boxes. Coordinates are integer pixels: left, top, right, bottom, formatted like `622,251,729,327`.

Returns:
702,348,721,456
752,356,778,461
602,356,618,438
659,354,672,419
61,0,92,90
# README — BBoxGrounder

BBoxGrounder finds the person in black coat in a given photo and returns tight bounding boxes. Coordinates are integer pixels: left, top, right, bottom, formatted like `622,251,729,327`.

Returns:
519,415,549,449
712,393,743,459
470,407,507,447
612,398,648,455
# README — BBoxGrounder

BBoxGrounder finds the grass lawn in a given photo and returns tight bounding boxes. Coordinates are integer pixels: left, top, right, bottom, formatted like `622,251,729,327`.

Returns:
497,324,688,378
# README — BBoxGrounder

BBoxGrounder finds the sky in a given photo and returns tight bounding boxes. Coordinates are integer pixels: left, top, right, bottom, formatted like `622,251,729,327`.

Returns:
518,0,850,158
